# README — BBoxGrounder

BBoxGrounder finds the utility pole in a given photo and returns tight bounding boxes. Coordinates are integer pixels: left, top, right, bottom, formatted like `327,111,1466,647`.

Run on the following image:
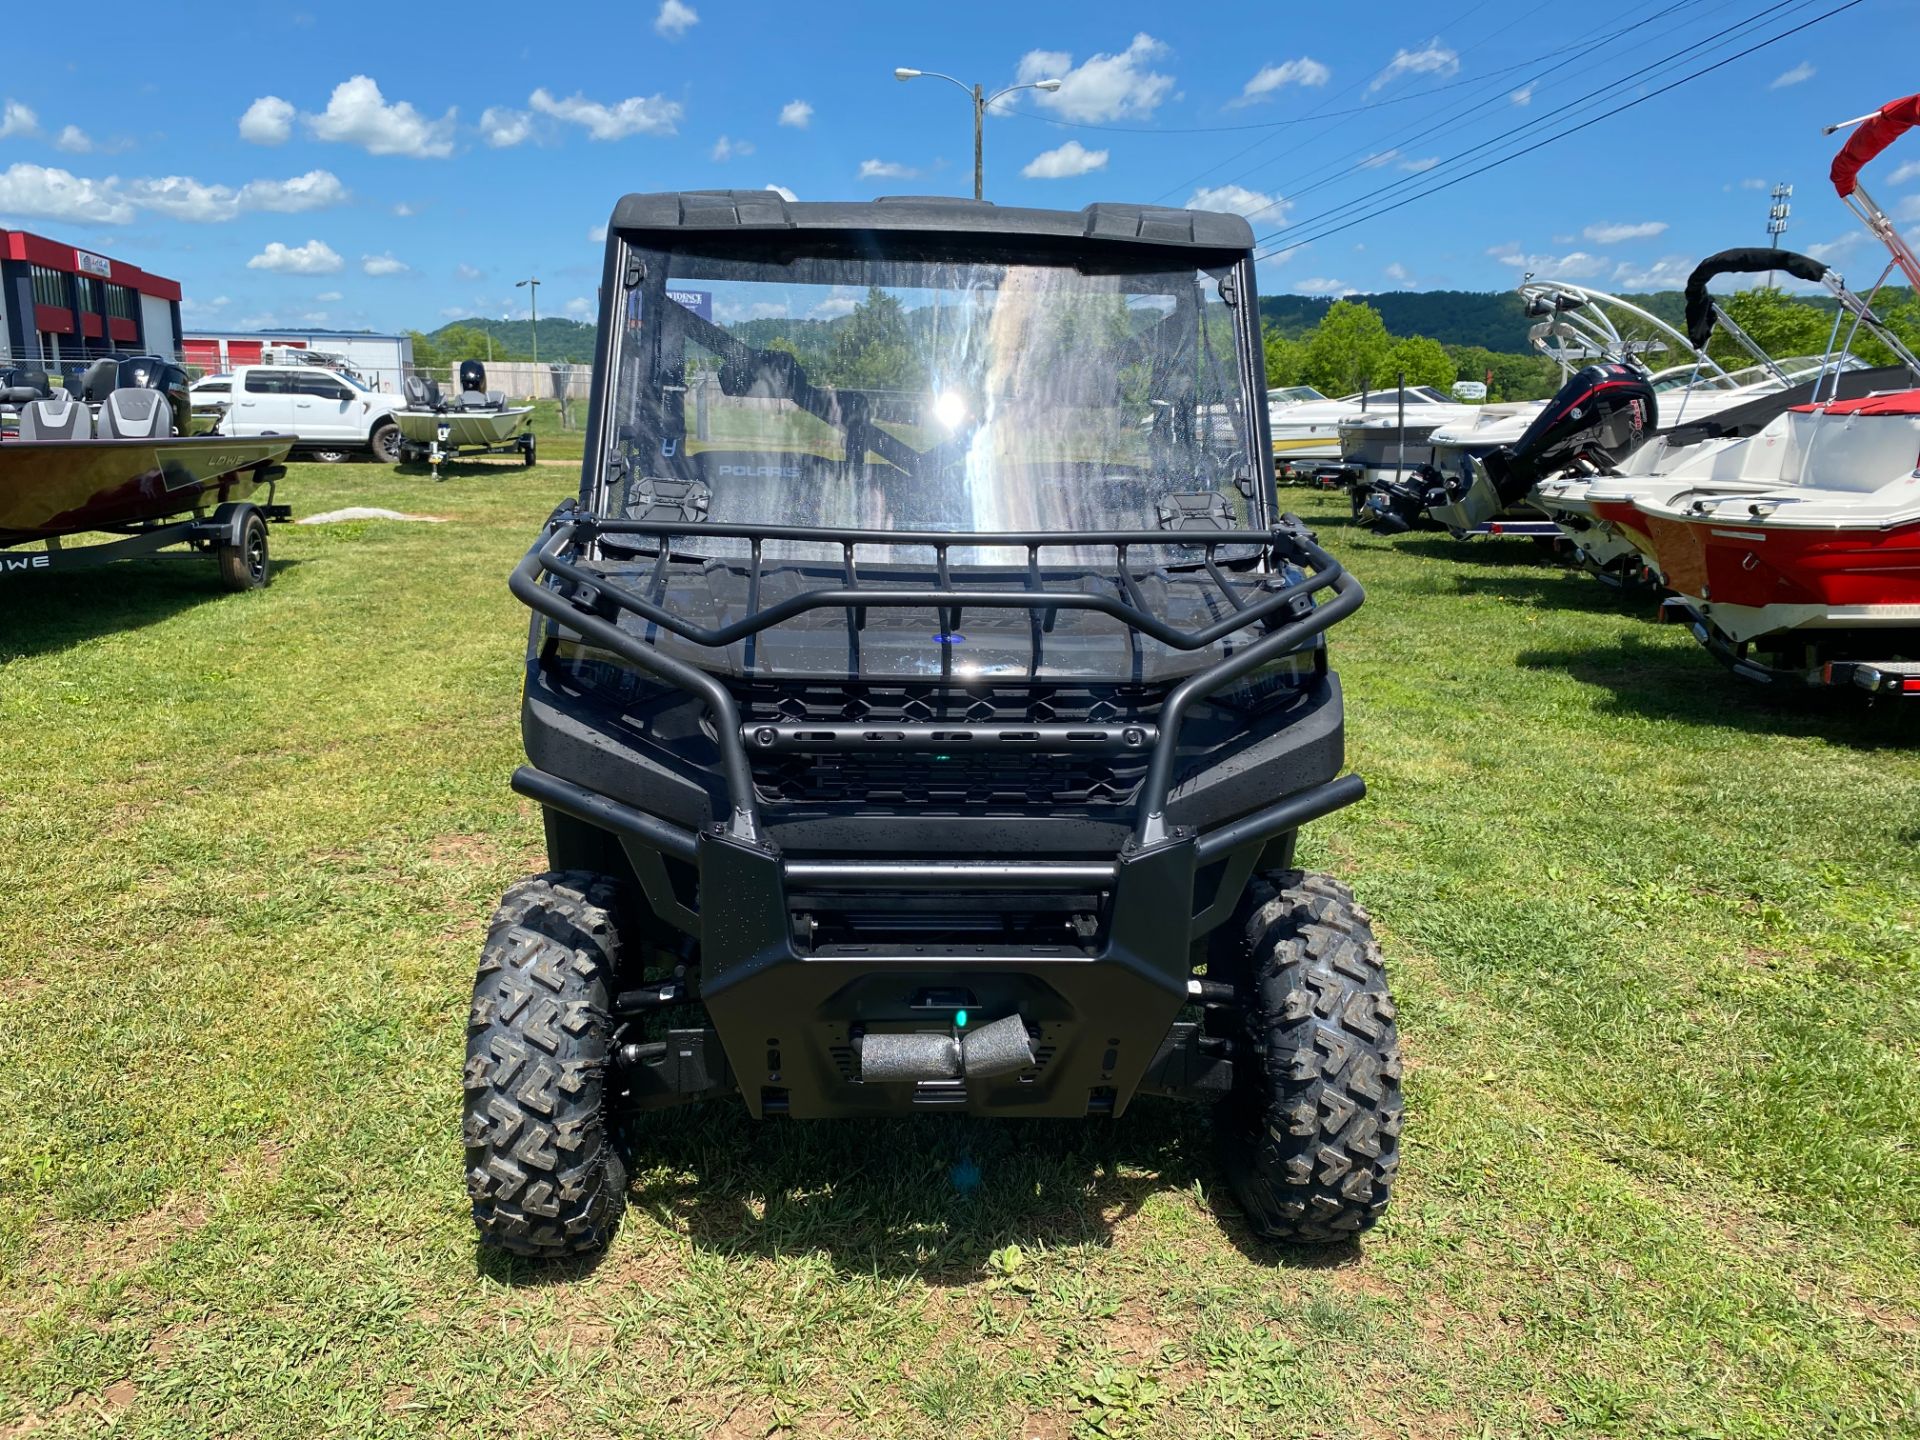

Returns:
1766,184,1792,289
894,68,1063,200
516,276,541,366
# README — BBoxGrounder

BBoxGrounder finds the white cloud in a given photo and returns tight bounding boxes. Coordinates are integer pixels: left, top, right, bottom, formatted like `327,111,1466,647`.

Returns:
479,105,532,148
1896,194,1920,223
859,158,919,180
1611,256,1692,290
1739,177,1771,190
0,162,133,223
1022,140,1108,179
1488,246,1609,280
247,239,345,275
1770,62,1815,89
1018,33,1174,123
564,295,592,319
1369,41,1459,95
1187,183,1286,224
362,252,408,276
54,125,93,154
1400,156,1439,173
0,99,38,139
181,295,230,316
1804,232,1865,262
810,287,859,319
765,183,798,201
1583,220,1668,244
711,135,755,161
655,0,698,37
1239,58,1330,103
588,223,608,243
778,100,812,129
305,76,455,158
716,297,789,323
1295,278,1357,296
393,201,416,217
455,263,484,281
239,95,294,145
1888,159,1920,185
1509,83,1534,107
529,87,682,140
1359,149,1400,169
1384,262,1412,286
120,169,347,222
315,290,343,302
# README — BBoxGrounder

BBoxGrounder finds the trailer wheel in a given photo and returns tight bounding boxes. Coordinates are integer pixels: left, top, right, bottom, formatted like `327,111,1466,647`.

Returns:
464,871,627,1258
1217,871,1402,1244
522,435,537,467
216,508,271,592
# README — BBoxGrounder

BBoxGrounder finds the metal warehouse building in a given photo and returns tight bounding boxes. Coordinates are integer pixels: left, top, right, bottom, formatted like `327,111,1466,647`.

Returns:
0,229,183,366
182,330,415,395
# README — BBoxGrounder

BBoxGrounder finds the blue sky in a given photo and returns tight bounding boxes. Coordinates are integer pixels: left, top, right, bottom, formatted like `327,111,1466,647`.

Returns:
1,0,1914,336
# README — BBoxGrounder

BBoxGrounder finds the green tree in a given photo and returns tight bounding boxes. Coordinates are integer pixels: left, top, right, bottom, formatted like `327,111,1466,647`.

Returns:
1300,299,1391,395
827,286,916,391
1703,287,1834,370
1373,334,1455,391
1263,331,1306,387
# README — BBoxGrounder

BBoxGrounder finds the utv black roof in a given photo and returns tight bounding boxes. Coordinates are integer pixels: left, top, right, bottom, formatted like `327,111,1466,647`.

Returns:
607,190,1255,251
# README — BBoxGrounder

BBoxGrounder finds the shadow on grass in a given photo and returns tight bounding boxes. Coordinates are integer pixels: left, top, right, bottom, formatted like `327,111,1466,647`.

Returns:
479,1100,1364,1286
1454,570,1659,619
1516,632,1920,746
0,557,304,663
1390,534,1568,569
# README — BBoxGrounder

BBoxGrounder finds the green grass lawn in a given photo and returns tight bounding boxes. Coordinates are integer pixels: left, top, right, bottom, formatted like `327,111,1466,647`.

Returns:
1,470,1915,1438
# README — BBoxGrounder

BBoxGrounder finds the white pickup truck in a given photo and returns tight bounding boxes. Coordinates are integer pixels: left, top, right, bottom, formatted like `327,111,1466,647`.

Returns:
193,365,402,463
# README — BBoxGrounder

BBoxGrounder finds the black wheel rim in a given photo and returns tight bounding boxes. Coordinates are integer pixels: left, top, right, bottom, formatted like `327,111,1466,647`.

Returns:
247,524,267,584
377,430,399,462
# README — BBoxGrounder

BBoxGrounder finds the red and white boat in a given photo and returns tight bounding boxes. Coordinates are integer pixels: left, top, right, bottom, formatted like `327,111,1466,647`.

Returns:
1632,94,1920,695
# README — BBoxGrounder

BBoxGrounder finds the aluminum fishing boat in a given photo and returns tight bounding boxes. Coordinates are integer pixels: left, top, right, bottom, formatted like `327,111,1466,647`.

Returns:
395,360,535,475
1,359,291,589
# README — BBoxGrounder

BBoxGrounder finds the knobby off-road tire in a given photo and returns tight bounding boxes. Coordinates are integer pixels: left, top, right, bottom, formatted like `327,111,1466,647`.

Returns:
1219,871,1403,1243
464,871,628,1257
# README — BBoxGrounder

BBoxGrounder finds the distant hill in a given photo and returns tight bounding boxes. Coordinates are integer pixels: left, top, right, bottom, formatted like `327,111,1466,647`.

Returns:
430,316,598,363
436,283,1913,366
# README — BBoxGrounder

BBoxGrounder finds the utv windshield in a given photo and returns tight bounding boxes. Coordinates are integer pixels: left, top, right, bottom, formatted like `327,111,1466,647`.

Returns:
599,238,1263,561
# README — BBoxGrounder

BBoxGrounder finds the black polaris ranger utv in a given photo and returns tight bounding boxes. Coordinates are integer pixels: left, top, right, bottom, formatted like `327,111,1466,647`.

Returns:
465,191,1401,1256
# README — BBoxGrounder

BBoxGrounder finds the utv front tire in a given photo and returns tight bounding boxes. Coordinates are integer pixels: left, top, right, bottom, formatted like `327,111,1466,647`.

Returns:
464,872,627,1257
1219,872,1402,1244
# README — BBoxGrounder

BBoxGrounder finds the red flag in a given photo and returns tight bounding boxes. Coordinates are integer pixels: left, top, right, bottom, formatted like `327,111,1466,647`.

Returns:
1831,93,1920,197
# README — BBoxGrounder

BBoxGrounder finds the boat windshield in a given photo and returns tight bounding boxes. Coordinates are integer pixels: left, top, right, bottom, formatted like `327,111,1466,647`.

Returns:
600,238,1261,562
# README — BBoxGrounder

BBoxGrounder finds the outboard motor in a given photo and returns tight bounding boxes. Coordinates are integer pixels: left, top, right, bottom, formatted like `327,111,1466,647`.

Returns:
458,359,487,395
1428,362,1656,535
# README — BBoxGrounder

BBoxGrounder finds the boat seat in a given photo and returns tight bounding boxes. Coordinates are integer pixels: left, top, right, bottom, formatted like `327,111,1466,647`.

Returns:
17,392,92,441
486,389,506,408
457,389,500,410
98,387,172,439
404,375,443,410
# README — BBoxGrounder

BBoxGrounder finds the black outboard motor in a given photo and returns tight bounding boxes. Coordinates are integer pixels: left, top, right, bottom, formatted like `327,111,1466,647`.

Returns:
458,359,487,395
1428,362,1656,534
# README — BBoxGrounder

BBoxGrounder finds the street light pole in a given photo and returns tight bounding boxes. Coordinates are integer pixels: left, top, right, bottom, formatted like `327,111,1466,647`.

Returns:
894,68,1064,200
516,276,541,367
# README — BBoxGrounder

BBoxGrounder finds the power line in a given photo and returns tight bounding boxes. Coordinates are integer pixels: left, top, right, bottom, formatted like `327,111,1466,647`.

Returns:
1214,0,1721,226
1244,0,1797,240
1254,0,1866,262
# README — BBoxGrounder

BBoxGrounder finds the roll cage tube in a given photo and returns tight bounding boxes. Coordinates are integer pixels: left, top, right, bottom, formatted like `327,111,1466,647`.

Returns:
510,511,1358,848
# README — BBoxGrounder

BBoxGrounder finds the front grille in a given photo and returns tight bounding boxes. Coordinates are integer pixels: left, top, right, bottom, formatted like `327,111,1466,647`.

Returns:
730,679,1166,727
751,747,1148,810
731,680,1161,811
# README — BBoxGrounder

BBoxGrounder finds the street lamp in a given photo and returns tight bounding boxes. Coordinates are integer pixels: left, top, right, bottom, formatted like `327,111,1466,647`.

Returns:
516,276,541,367
893,67,1063,200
